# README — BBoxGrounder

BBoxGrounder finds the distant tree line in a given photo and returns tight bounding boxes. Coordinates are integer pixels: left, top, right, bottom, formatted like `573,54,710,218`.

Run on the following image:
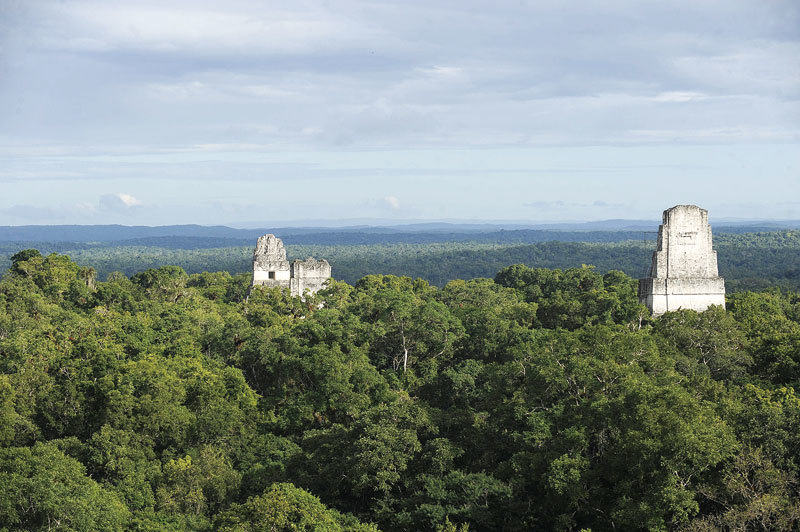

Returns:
3,230,800,292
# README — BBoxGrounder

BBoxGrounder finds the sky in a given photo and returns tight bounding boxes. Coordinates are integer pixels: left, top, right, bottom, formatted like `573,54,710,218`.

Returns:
0,0,798,226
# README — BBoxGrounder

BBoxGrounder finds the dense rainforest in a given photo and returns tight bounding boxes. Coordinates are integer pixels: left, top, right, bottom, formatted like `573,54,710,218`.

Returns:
1,249,800,531
2,229,800,292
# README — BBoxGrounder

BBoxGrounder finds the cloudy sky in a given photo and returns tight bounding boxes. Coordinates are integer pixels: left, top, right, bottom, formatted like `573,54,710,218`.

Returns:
1,0,798,226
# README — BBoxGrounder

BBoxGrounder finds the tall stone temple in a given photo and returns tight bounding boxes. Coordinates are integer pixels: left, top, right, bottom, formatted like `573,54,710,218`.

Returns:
251,234,331,297
638,205,726,316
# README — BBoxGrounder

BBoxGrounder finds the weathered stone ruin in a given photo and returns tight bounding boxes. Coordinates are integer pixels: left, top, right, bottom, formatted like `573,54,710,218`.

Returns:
251,234,331,297
639,205,726,316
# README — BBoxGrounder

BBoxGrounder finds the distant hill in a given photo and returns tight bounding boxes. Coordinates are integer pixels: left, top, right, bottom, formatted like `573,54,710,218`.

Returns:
0,230,649,250
2,221,798,245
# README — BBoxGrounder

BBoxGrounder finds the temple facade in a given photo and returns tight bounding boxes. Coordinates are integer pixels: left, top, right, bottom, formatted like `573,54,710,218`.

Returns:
638,205,726,315
251,234,331,297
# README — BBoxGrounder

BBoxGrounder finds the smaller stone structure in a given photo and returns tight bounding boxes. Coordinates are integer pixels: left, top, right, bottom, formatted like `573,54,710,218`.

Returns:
639,205,725,315
251,234,331,297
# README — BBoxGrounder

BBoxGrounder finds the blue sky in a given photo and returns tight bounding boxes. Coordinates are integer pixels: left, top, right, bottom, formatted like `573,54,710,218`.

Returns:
1,0,798,225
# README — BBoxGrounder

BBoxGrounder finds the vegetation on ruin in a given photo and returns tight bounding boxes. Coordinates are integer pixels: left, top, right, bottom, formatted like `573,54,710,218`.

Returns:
2,249,800,531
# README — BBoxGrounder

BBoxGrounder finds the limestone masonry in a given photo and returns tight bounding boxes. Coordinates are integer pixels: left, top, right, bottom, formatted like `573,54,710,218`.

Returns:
251,234,331,297
638,205,726,315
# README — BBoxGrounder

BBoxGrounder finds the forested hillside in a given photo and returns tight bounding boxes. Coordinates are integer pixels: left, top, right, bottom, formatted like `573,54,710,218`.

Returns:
1,250,799,531
3,230,799,292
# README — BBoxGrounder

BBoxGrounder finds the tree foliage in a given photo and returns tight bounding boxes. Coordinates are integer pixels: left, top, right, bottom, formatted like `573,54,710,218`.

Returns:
1,253,799,531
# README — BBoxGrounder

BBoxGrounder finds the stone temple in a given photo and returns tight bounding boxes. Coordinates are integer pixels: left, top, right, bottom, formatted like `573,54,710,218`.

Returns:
251,234,331,297
638,205,725,316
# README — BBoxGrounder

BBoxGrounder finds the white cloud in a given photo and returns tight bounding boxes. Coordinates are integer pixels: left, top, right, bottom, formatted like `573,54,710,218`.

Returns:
650,92,708,103
32,0,380,55
417,66,465,78
118,193,142,206
383,196,400,210
99,193,143,212
672,43,800,97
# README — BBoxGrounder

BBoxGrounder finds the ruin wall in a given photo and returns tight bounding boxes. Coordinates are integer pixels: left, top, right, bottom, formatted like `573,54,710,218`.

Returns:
639,205,726,315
